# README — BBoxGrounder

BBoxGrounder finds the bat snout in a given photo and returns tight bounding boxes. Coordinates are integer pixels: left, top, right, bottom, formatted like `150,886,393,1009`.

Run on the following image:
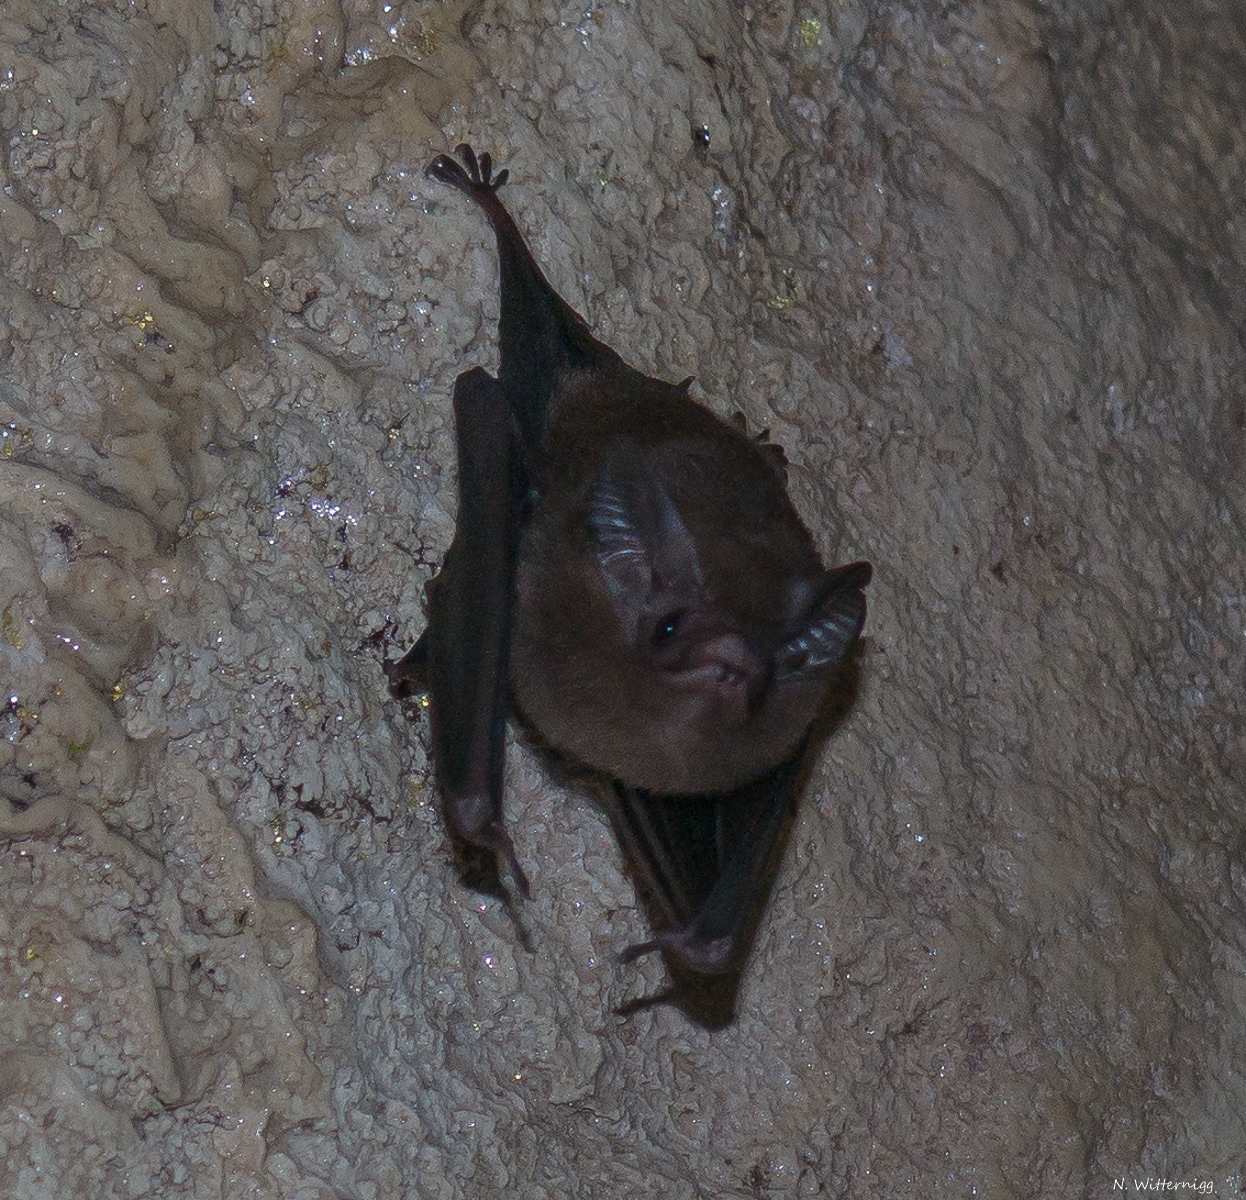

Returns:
662,630,769,727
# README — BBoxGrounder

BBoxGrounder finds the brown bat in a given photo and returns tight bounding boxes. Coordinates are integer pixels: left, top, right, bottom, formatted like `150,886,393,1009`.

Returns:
387,143,870,1012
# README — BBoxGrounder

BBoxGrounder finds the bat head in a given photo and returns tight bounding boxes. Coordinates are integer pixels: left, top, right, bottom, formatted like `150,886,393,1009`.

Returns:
511,437,870,795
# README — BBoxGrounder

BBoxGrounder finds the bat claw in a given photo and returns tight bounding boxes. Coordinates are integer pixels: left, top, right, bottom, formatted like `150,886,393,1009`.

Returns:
506,851,532,901
618,937,662,965
487,827,532,900
426,153,469,189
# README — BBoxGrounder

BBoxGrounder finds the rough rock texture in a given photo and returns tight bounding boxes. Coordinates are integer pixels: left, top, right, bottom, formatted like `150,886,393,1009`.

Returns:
1,0,1243,1196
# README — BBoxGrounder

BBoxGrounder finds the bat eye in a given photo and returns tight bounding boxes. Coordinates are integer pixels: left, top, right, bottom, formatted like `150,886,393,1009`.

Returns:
652,611,685,645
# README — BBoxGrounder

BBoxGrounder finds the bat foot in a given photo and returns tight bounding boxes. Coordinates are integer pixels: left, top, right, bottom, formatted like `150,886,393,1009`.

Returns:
427,143,510,197
447,793,533,900
481,826,532,901
615,964,743,1029
618,930,737,975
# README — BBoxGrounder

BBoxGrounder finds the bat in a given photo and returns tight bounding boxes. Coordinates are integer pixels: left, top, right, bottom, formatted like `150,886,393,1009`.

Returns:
387,143,871,1013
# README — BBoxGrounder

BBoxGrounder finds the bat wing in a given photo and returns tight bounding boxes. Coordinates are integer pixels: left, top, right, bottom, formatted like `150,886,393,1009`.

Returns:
386,366,530,895
609,749,807,978
426,145,628,472
396,143,623,900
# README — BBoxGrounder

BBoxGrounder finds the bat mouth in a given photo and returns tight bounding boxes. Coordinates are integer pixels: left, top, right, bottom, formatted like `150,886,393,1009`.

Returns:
664,631,757,685
660,631,769,727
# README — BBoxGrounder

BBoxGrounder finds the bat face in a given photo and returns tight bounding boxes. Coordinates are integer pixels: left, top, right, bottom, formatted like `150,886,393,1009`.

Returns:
389,145,871,1011
509,372,862,795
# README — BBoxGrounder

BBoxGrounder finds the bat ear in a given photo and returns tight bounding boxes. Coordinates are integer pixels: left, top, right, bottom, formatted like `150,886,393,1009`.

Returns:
777,560,872,677
589,441,702,623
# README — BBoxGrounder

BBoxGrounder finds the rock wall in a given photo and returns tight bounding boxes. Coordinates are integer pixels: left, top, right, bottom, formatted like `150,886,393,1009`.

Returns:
1,0,1242,1195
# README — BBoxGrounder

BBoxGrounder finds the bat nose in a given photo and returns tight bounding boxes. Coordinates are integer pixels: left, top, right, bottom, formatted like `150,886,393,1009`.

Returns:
702,631,760,684
694,632,772,722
